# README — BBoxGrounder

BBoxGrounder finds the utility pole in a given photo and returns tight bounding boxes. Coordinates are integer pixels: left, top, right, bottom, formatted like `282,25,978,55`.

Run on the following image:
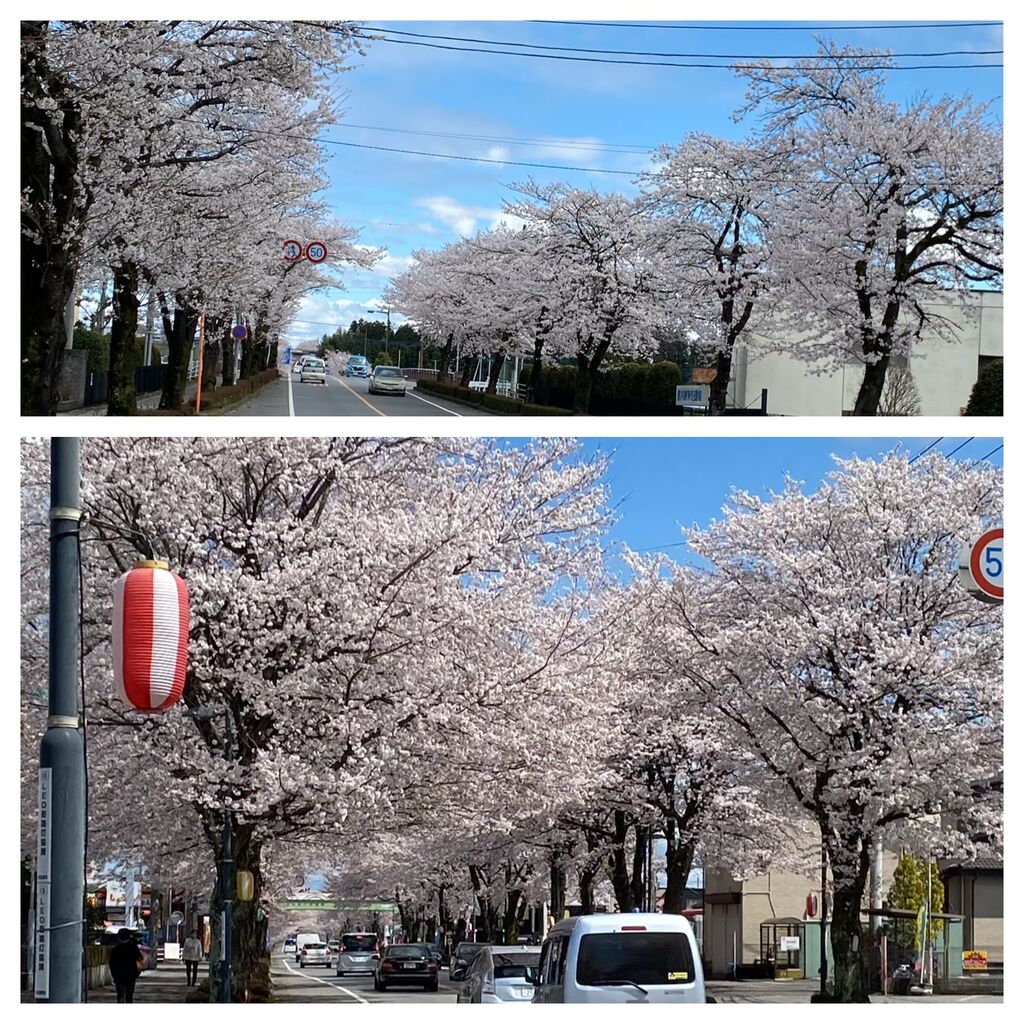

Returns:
366,307,392,355
37,438,86,1003
819,836,828,1000
221,709,234,1004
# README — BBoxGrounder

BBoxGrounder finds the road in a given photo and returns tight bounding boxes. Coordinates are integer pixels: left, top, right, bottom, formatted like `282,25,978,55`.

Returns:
225,370,487,417
271,955,457,1004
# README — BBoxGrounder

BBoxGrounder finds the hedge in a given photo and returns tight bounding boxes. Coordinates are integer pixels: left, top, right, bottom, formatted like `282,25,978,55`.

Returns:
964,359,1002,416
416,379,573,416
529,360,683,415
136,366,279,415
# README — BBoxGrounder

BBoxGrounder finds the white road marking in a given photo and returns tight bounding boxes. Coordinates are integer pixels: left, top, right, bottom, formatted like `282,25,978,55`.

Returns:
277,956,368,1003
409,389,464,417
287,371,295,417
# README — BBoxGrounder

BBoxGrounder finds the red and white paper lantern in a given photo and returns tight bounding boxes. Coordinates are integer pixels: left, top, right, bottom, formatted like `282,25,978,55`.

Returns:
112,560,189,713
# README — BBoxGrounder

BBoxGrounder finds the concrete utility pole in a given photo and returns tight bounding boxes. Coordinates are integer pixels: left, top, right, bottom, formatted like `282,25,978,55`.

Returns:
36,438,86,1003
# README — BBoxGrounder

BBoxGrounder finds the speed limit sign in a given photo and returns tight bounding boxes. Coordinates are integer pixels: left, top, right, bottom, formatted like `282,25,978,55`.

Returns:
960,528,1003,602
283,239,303,262
305,240,328,264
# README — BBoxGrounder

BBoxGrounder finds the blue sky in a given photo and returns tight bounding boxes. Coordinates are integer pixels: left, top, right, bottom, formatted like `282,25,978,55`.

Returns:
572,436,1004,556
289,17,1004,344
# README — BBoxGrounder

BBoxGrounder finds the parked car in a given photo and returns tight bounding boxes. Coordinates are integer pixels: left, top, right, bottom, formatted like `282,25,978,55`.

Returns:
299,356,327,385
367,364,407,396
532,913,705,1004
295,932,321,963
299,942,332,968
346,355,371,378
328,940,340,954
457,945,541,1003
283,935,297,955
373,943,439,993
449,941,487,982
336,933,379,976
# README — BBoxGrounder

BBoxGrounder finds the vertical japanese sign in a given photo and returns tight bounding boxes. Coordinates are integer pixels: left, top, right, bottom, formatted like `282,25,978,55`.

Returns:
35,768,52,999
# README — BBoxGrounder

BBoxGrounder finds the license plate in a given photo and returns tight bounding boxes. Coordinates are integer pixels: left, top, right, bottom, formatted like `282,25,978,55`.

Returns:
404,963,418,970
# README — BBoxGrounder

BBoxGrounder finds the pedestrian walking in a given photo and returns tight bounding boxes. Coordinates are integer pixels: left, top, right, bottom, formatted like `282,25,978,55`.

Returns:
183,931,203,986
108,928,143,1003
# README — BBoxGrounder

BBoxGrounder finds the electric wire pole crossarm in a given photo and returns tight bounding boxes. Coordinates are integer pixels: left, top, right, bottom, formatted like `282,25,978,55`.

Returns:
183,705,234,1003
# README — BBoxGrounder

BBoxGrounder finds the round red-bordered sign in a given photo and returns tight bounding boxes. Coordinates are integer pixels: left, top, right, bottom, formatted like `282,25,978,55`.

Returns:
305,240,328,264
283,239,303,262
969,527,1003,600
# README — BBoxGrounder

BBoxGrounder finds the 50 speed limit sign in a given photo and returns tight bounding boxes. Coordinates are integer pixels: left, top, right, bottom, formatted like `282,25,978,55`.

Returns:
305,240,328,264
960,528,1003,603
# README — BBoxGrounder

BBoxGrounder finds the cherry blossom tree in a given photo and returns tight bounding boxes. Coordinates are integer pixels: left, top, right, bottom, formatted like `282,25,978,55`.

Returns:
736,45,1003,415
641,136,783,414
640,452,1002,1000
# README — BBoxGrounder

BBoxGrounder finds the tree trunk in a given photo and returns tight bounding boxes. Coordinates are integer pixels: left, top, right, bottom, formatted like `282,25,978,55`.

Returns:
630,825,648,911
459,353,476,389
221,335,236,388
201,315,224,396
486,349,506,394
549,854,566,920
158,297,198,410
107,261,140,416
708,350,733,416
438,331,454,382
503,891,523,944
825,831,872,1002
607,811,634,912
578,864,597,915
661,833,696,915
528,334,545,398
231,828,268,1001
852,352,891,417
573,334,612,414
21,22,87,415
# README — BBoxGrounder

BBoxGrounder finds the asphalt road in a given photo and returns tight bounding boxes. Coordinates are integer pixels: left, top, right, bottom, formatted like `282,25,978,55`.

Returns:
271,956,457,1004
225,370,487,418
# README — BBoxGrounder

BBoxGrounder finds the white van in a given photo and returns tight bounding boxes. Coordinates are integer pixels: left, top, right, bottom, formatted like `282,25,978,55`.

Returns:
294,932,322,962
532,914,705,1004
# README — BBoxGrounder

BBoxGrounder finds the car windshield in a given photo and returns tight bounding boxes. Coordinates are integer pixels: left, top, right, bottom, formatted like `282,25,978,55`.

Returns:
387,945,428,958
576,932,696,987
456,944,485,962
342,935,377,952
304,359,324,369
493,952,540,979
374,366,402,377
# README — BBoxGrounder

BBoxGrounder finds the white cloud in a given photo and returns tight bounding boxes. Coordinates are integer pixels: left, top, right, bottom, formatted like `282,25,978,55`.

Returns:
413,195,507,238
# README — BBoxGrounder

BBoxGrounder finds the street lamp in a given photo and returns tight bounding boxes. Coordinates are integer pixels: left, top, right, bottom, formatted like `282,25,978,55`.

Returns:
366,307,391,355
183,706,233,1004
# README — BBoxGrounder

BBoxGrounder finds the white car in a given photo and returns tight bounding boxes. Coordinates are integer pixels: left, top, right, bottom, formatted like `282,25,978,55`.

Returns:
367,365,407,396
299,942,332,968
532,914,705,1004
299,357,327,385
457,945,541,1003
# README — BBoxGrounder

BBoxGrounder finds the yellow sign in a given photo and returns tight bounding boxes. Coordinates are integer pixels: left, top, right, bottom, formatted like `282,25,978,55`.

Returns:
667,972,689,981
963,951,988,971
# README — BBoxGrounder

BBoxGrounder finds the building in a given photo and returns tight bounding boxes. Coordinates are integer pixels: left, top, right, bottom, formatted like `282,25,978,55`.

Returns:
940,856,1003,966
726,290,1002,416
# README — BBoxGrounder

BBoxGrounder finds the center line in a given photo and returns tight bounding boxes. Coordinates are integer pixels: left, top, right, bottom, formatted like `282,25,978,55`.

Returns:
335,376,387,417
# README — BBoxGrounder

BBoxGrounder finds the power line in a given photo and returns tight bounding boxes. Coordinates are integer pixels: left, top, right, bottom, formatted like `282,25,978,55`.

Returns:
909,438,943,463
356,32,1002,71
941,437,976,460
971,443,1003,466
337,121,654,153
531,20,1003,31
360,26,1000,60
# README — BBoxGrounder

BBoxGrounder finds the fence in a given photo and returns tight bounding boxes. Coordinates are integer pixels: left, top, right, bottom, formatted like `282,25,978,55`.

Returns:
82,365,166,407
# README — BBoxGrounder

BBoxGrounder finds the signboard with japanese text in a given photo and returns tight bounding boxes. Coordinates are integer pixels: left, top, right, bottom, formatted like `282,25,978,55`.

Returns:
35,768,52,999
676,384,710,409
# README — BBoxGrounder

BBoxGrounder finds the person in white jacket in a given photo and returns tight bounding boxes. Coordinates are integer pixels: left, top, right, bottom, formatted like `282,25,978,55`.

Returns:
182,932,204,986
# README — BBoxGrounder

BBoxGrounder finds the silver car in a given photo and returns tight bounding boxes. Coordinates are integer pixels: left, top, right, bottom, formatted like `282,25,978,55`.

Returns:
336,933,379,976
299,357,327,385
299,942,332,968
457,945,541,1003
367,365,406,396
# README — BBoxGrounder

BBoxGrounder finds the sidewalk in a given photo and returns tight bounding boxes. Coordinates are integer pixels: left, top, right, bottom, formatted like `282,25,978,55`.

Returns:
88,959,202,1003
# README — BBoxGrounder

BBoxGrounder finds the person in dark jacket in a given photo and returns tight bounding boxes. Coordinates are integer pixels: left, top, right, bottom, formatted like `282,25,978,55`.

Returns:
108,928,142,1003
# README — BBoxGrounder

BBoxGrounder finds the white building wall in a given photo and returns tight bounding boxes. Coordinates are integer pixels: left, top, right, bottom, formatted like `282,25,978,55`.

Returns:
731,291,1002,416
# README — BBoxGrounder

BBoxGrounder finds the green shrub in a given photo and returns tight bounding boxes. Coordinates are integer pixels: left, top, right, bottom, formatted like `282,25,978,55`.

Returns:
72,325,109,372
374,351,395,366
530,360,682,414
965,359,1002,415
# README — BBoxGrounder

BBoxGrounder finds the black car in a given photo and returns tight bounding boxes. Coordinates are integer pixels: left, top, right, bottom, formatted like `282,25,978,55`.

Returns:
449,941,487,982
374,943,439,992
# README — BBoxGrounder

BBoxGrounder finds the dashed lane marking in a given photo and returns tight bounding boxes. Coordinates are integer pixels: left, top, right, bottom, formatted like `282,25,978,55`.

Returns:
277,956,369,1003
